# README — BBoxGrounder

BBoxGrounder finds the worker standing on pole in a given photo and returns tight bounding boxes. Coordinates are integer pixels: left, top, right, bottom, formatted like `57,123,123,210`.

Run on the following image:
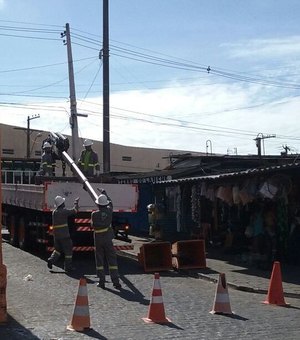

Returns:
91,189,121,289
78,139,100,177
47,195,79,272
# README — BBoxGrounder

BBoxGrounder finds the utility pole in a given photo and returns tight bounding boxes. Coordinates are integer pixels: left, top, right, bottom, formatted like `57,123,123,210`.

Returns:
254,133,276,157
27,114,40,158
102,0,110,173
62,23,79,161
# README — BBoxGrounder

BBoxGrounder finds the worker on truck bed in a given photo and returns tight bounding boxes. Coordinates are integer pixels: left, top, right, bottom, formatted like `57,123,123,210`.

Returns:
91,189,122,290
39,141,56,176
78,139,100,177
47,195,79,272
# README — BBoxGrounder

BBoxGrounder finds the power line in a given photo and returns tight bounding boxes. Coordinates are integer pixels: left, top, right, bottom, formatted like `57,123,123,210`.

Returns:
0,56,97,74
2,22,300,91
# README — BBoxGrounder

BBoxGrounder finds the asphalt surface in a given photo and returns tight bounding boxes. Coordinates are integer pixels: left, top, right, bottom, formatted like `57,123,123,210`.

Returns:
0,236,300,339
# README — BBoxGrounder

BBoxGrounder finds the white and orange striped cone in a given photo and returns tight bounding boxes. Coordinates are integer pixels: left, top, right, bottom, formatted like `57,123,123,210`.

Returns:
67,278,91,332
142,272,171,324
210,273,233,315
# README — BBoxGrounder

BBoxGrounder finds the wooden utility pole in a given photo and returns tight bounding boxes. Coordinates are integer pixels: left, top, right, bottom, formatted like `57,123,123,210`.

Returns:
103,0,110,173
64,23,80,161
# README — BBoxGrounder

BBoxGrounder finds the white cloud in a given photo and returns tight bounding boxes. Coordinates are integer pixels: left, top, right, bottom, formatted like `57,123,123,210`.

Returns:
1,77,300,156
223,36,300,60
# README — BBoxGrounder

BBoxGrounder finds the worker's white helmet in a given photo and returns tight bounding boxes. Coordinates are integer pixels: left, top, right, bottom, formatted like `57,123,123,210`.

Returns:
83,139,93,147
43,142,51,149
95,194,109,206
55,195,65,207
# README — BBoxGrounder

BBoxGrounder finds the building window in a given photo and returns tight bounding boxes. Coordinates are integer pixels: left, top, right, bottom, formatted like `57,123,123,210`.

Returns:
122,156,132,162
2,149,14,155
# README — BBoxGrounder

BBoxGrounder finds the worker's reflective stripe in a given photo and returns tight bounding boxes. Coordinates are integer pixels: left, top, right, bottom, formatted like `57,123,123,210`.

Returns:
94,225,112,234
53,224,67,229
151,296,164,304
54,250,61,255
109,266,118,270
65,255,72,259
73,305,89,316
96,266,104,270
216,293,230,303
94,228,109,233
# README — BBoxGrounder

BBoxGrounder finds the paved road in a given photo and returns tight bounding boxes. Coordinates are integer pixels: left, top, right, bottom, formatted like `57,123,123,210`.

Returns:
1,240,300,340
115,236,300,298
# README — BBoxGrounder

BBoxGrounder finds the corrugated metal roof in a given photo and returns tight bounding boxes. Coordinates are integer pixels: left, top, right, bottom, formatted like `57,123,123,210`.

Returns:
155,162,300,185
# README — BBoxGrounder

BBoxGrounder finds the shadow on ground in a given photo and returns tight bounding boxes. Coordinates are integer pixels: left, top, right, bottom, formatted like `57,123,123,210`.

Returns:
0,314,40,340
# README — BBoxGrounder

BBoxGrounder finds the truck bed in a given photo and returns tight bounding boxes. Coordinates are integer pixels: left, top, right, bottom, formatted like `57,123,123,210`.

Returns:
2,181,138,212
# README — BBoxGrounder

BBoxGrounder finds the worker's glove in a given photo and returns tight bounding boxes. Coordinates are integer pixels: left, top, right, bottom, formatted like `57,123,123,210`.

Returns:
74,197,80,210
96,170,101,177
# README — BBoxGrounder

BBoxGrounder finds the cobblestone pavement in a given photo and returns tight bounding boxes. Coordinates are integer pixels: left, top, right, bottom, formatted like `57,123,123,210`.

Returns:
0,238,300,339
115,236,300,298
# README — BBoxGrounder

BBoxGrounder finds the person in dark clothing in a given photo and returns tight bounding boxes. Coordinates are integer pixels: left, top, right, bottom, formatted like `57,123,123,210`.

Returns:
287,214,300,265
91,189,121,289
39,142,55,176
78,139,100,177
47,195,79,272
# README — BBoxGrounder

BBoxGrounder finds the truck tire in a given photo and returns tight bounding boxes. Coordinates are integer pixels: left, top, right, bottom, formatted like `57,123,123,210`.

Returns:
9,215,18,247
18,217,28,250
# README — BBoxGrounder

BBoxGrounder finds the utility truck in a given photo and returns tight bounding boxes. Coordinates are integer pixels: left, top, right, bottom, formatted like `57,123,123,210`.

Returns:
1,132,137,253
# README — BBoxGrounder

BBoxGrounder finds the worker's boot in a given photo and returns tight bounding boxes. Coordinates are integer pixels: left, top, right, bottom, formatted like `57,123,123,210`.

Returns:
112,280,122,290
97,280,105,289
47,259,53,270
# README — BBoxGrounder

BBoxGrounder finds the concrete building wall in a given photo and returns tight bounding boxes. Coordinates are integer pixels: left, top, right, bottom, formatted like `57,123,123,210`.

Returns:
0,123,204,173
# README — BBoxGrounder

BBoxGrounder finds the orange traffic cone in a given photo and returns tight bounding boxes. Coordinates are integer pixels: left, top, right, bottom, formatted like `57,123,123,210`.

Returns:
210,273,233,315
67,278,91,331
263,261,288,306
142,272,171,324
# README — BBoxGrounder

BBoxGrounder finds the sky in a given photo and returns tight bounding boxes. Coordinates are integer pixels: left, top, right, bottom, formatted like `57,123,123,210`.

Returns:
1,0,300,157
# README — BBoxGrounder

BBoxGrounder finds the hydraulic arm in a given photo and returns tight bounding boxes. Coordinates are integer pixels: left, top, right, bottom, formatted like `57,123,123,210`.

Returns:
48,132,132,243
49,132,98,204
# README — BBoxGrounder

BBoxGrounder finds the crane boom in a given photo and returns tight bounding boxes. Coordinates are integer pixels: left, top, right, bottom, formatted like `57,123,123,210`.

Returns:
49,131,98,204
